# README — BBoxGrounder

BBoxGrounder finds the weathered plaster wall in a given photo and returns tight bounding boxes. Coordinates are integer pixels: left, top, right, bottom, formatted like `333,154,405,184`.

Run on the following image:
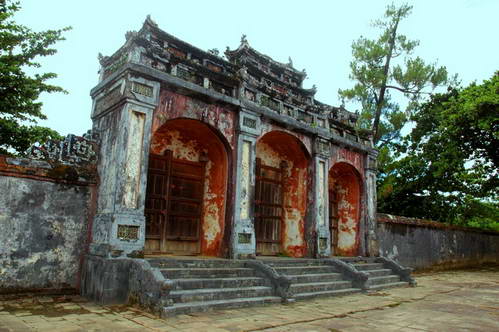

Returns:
0,157,96,292
329,163,362,256
154,89,236,149
377,214,499,270
150,119,228,256
256,131,310,257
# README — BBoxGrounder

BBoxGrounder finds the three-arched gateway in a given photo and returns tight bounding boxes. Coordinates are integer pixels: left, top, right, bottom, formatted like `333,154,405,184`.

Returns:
329,162,363,256
144,119,229,256
255,131,310,257
87,18,379,262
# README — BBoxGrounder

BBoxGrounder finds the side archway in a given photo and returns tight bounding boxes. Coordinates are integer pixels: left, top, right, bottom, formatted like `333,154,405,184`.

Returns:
255,131,310,257
145,118,229,257
329,162,362,256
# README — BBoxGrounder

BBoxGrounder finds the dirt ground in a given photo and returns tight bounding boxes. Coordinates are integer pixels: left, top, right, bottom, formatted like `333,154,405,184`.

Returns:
1,265,498,332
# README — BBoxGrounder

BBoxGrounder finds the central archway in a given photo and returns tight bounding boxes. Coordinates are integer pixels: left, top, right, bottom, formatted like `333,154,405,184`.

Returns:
329,162,362,256
255,131,310,257
145,118,229,257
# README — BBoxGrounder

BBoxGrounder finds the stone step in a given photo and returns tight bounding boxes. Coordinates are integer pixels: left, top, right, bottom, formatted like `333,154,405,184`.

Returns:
339,257,378,264
148,259,245,269
364,269,393,277
261,259,326,267
162,296,282,316
351,263,385,271
273,266,337,275
290,280,353,294
161,267,255,279
368,281,409,291
169,286,273,303
294,288,361,301
173,276,269,290
287,272,344,284
368,275,401,286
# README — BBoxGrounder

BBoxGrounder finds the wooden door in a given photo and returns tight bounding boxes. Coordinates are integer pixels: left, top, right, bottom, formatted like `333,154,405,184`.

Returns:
145,152,205,255
145,152,172,254
329,188,339,255
255,158,285,255
165,158,205,254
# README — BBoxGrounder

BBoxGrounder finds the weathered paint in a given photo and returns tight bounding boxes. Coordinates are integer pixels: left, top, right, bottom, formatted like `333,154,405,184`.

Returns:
153,89,236,149
329,162,361,256
150,119,228,256
0,157,95,291
239,140,251,220
256,131,310,257
330,146,365,179
123,110,146,209
260,122,313,157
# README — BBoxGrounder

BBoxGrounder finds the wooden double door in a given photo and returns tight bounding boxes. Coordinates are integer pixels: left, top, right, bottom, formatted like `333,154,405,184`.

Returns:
145,151,206,255
255,158,286,256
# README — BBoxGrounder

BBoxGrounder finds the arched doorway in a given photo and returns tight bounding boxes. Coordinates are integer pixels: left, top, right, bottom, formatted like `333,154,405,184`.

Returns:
255,131,310,257
145,119,229,256
329,162,362,256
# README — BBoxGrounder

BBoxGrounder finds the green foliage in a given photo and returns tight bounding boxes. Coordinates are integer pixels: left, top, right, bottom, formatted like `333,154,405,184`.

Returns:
339,3,453,145
378,73,499,231
0,0,70,154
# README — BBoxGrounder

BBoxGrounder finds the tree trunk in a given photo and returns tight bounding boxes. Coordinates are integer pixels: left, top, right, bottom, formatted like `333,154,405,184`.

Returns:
372,11,402,144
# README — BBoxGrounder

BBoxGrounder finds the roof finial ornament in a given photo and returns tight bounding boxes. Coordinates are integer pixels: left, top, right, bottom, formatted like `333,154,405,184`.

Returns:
288,56,293,68
97,52,108,66
145,15,158,27
240,34,249,46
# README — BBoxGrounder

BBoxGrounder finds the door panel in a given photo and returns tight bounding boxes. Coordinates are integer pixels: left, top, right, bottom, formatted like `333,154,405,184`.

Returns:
145,152,205,255
329,188,339,255
255,158,285,255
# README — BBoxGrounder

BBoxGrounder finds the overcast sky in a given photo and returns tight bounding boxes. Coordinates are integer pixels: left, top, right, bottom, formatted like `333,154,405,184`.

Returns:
14,0,499,136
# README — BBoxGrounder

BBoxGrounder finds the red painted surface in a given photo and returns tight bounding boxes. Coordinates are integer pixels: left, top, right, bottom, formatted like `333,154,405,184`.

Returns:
329,162,362,256
330,146,365,180
256,131,310,257
260,122,313,157
150,119,228,257
153,90,236,150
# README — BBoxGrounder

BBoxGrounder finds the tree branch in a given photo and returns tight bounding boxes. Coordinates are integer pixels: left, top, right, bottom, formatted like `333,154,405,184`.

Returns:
386,85,431,95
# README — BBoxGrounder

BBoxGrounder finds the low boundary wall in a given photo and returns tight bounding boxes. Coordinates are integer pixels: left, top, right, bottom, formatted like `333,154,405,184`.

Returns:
377,213,499,270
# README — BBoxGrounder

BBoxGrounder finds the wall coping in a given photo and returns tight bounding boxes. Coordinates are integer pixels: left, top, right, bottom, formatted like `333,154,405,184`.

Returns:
0,155,97,186
377,213,499,236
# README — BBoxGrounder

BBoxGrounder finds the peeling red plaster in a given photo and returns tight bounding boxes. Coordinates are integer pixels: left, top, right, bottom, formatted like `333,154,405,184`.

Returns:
150,119,228,257
257,131,310,257
154,90,236,150
329,162,361,256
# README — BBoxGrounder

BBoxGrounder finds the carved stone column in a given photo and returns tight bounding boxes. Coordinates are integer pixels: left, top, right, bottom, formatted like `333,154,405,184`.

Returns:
312,137,331,257
89,73,160,258
365,150,379,256
231,109,261,258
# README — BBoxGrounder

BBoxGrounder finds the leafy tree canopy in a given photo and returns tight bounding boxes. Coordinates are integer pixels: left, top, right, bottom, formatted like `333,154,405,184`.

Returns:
0,0,69,154
379,73,499,231
339,3,455,149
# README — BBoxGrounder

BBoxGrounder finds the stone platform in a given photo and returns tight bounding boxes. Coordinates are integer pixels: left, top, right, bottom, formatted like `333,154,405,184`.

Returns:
2,265,498,331
81,255,415,317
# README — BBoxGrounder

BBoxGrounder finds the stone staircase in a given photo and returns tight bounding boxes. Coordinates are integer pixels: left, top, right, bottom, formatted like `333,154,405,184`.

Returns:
261,259,361,300
140,256,414,317
340,257,412,290
147,258,281,316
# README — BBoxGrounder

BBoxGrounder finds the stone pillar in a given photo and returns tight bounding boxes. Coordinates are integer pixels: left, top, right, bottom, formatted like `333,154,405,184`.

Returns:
312,138,331,257
365,151,379,256
231,109,261,258
89,73,160,258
